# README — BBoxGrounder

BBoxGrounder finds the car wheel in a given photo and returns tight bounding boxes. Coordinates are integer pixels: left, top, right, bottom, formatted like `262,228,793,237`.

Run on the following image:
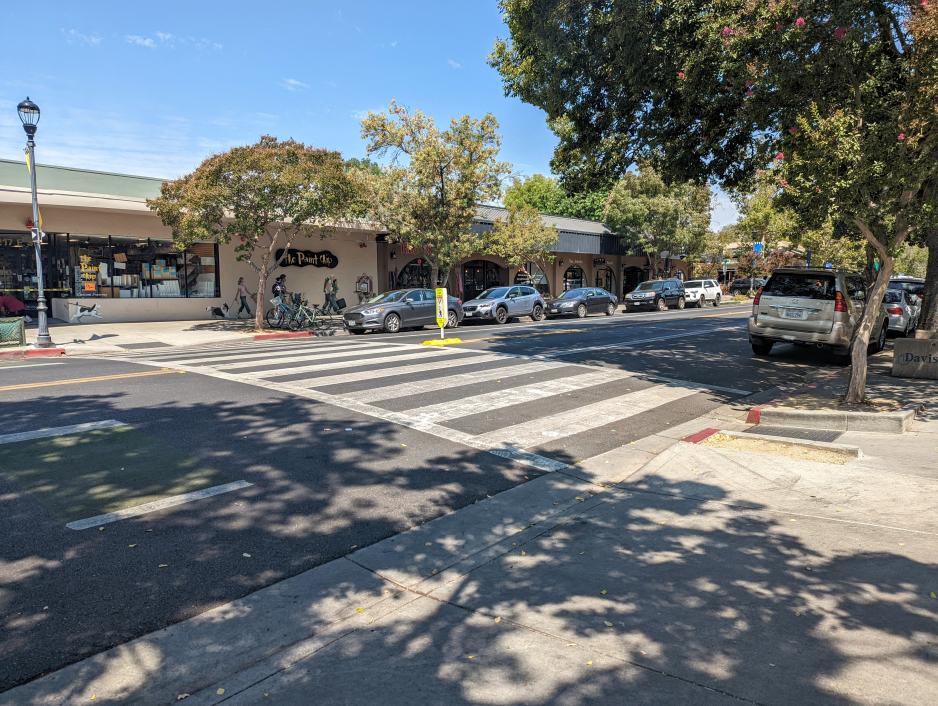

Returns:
605,302,616,316
384,312,402,333
446,310,459,329
713,294,721,307
576,303,588,318
656,297,668,312
531,304,544,322
676,296,686,310
751,340,774,356
495,306,509,324
696,297,705,308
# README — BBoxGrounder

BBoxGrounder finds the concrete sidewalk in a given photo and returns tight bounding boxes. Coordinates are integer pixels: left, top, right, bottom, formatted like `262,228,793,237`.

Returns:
25,319,258,354
5,407,936,706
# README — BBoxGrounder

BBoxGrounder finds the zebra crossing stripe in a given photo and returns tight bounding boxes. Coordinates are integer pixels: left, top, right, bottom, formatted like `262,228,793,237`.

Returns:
341,360,566,403
278,353,511,388
249,348,482,379
211,344,416,370
474,384,701,448
162,341,400,366
408,369,630,424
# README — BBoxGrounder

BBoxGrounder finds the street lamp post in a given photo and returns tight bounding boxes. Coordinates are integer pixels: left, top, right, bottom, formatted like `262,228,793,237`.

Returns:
17,97,53,348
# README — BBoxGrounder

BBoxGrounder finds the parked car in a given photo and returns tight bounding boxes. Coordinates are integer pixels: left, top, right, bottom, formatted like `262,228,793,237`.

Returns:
682,279,723,308
729,277,766,295
748,268,888,357
343,288,463,334
623,279,686,312
461,285,546,324
883,289,920,337
546,287,618,318
888,276,925,300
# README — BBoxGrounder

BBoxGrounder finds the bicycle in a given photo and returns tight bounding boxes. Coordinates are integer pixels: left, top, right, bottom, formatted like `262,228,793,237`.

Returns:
288,297,328,332
265,292,299,329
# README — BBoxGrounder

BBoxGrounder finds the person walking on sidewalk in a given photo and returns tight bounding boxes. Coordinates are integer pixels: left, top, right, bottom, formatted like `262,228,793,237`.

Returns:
235,277,252,319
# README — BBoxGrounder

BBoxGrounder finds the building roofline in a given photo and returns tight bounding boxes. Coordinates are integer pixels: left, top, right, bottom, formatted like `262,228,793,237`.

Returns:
0,158,166,184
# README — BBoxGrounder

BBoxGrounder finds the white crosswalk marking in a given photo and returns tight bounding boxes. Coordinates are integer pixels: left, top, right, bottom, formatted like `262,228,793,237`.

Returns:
342,360,566,403
407,369,629,423
474,384,700,448
248,347,478,379
211,344,416,370
163,341,404,366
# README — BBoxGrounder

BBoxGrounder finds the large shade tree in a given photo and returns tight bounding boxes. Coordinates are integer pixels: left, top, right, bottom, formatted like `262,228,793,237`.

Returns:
486,203,559,294
504,174,609,221
148,136,356,330
493,0,938,402
360,101,510,287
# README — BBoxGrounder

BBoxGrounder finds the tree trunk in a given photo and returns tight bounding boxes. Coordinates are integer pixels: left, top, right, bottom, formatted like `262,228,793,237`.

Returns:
438,267,450,290
256,268,270,330
920,228,938,335
844,255,894,404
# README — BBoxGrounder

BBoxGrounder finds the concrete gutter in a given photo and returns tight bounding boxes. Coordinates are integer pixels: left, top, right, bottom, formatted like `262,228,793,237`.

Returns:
752,406,917,434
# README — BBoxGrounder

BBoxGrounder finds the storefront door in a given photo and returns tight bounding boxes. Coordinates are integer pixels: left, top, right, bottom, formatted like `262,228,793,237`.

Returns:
594,266,616,294
462,260,504,301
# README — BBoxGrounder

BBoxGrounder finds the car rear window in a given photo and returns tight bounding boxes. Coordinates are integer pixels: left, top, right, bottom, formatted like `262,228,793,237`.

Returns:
762,273,837,300
883,291,903,304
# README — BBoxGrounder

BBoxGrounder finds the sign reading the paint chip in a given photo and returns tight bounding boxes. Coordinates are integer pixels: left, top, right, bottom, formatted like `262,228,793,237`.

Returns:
275,248,338,269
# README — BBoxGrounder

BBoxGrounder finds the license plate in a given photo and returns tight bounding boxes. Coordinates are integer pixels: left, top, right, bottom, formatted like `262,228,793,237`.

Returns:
783,308,806,320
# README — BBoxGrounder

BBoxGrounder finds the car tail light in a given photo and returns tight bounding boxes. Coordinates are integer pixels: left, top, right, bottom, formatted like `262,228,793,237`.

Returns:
834,291,847,313
886,305,903,316
752,287,763,306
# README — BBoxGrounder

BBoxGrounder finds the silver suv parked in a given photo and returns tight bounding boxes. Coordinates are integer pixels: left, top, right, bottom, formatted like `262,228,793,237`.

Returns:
748,268,888,357
461,285,546,324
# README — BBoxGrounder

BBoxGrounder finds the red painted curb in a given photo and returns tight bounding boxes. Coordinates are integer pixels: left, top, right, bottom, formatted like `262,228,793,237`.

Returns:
683,428,721,444
746,406,763,424
253,331,313,341
0,347,66,359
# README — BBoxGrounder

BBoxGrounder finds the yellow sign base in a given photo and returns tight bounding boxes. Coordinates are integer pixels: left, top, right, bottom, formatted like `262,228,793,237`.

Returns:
421,338,463,346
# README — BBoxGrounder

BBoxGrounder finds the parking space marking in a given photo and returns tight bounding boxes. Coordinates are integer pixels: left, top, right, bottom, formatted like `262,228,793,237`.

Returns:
0,420,127,445
0,368,184,392
65,480,254,530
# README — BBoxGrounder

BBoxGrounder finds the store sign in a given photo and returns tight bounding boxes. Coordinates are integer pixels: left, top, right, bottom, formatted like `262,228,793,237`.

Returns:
79,254,99,293
593,258,607,266
275,248,338,269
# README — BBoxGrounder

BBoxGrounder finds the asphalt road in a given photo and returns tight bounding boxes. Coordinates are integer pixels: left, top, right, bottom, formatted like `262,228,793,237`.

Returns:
0,304,861,691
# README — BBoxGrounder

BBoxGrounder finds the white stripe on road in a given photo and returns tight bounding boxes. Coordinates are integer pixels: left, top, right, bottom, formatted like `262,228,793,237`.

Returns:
408,369,628,423
280,353,510,389
65,480,254,530
164,341,403,366
250,348,477,379
342,360,566,402
212,344,417,370
0,361,65,369
0,420,126,445
474,385,701,449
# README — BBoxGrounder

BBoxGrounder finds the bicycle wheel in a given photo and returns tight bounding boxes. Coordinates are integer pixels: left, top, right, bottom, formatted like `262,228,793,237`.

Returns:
288,311,307,331
265,307,284,329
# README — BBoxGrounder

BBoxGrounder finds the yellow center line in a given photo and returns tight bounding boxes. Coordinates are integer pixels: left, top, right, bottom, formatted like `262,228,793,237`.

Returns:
0,368,185,392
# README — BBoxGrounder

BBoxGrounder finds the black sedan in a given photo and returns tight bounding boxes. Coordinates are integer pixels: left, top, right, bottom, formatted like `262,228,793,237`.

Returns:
729,277,766,294
343,289,463,334
546,288,618,318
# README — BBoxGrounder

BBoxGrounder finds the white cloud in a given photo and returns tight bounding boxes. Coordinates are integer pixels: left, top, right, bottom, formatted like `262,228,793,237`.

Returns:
350,107,383,122
126,35,156,49
447,58,462,70
390,40,398,48
155,31,174,43
280,78,309,92
62,29,102,46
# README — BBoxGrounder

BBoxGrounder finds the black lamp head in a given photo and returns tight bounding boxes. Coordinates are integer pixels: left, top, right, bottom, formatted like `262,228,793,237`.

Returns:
17,97,40,136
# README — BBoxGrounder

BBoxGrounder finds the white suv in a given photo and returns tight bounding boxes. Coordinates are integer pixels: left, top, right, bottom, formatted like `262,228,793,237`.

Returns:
682,279,722,308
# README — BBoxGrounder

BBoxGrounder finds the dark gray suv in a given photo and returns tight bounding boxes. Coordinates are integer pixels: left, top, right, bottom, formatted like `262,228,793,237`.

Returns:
623,279,686,312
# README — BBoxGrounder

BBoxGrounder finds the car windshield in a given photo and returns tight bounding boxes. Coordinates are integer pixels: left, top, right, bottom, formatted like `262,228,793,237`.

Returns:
476,287,509,300
636,282,664,292
559,289,586,299
684,281,703,288
762,273,836,300
367,290,407,304
883,291,903,304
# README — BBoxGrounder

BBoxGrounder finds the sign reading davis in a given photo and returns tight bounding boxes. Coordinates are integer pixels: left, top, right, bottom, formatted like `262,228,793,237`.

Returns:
275,248,338,269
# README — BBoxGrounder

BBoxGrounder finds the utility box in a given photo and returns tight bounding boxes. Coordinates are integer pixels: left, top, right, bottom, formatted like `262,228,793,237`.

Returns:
892,334,938,380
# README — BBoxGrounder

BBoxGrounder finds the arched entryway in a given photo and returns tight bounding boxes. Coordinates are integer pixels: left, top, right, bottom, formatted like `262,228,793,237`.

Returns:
563,265,585,291
462,260,505,301
622,266,645,296
514,262,550,296
594,266,616,294
396,258,431,289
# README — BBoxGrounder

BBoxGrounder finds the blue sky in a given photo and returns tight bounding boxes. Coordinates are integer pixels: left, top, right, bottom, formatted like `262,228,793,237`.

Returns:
0,1,737,227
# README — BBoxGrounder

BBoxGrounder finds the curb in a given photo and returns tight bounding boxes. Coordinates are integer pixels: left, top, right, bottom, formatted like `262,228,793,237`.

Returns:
0,347,66,360
754,406,916,434
707,429,863,459
253,331,314,341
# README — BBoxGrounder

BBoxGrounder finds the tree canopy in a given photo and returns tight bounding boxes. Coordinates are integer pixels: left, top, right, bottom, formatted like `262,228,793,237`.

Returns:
148,136,356,329
504,174,608,222
492,0,938,401
486,204,559,293
360,101,510,285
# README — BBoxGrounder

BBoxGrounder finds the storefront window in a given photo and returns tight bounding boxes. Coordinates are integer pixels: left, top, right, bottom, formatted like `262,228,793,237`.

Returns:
183,243,220,297
594,266,616,293
563,265,584,291
514,262,549,295
397,259,431,289
68,235,111,298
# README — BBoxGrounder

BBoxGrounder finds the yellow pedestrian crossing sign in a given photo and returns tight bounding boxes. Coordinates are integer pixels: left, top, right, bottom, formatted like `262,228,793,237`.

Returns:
435,287,447,334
